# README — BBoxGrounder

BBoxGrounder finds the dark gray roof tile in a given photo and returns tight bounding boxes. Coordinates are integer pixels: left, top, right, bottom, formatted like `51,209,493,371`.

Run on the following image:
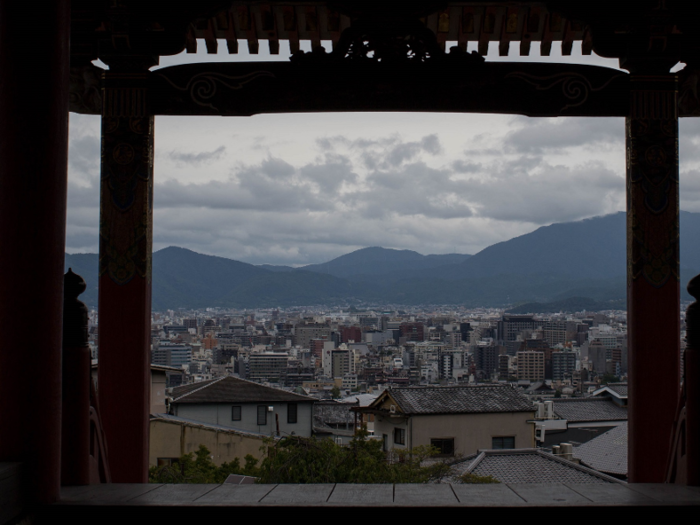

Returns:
552,398,627,422
171,376,315,404
574,422,628,476
385,384,534,415
451,449,617,484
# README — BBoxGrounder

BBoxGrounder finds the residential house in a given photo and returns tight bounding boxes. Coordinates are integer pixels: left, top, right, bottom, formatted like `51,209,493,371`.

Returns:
534,397,628,447
359,384,535,457
169,376,316,437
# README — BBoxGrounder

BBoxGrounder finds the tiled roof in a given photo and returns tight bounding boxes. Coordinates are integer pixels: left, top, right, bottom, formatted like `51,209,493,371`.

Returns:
170,376,315,404
552,398,628,422
450,449,619,484
383,384,534,415
606,383,628,397
574,422,628,476
314,401,355,425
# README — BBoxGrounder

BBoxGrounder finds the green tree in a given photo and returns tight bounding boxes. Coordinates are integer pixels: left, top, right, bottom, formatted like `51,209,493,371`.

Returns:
256,426,451,484
600,373,620,385
149,445,260,484
330,385,341,399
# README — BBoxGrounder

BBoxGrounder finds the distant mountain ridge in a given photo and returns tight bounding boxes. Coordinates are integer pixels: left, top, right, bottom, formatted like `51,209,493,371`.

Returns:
65,211,700,309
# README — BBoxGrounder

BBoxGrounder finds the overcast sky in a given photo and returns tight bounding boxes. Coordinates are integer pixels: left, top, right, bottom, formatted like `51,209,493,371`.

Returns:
66,41,700,266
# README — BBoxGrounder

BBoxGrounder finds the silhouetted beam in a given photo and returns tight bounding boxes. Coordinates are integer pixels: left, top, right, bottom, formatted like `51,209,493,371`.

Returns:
149,59,631,117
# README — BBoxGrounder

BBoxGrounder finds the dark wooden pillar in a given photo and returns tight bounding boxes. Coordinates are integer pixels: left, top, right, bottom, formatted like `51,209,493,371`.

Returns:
627,73,680,482
61,270,91,486
0,1,70,504
97,69,154,482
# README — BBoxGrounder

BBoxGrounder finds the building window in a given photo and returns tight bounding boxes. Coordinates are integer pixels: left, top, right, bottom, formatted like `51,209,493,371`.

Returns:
492,436,515,449
430,438,454,456
257,405,267,426
394,427,405,445
231,405,241,421
157,458,179,467
287,403,298,424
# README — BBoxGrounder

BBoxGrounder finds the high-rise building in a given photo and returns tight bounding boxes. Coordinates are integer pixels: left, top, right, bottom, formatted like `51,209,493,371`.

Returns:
248,353,288,383
340,325,362,344
295,324,332,348
331,349,353,378
497,315,537,343
517,351,545,382
499,354,511,380
152,341,192,368
474,344,500,377
400,322,425,342
552,351,576,381
589,339,607,373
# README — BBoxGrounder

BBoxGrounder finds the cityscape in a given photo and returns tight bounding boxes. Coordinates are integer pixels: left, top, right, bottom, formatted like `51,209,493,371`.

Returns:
5,1,700,518
88,286,638,484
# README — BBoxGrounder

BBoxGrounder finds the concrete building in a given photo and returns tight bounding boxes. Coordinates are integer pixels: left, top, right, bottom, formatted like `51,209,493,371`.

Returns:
552,351,577,382
475,343,500,378
399,322,425,342
497,315,537,343
332,348,353,378
248,352,288,383
152,340,192,368
517,351,545,382
295,324,332,348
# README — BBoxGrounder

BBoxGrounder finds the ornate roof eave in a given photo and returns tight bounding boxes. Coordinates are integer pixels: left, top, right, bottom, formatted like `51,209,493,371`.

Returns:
72,1,695,66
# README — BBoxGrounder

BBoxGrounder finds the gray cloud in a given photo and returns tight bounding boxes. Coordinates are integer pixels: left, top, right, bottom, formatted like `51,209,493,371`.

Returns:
169,145,226,166
504,117,624,154
66,122,628,265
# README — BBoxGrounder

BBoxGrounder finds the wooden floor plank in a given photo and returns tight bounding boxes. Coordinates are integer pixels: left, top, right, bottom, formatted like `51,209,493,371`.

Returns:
506,483,592,505
564,483,657,504
194,484,276,504
327,484,394,505
59,484,163,504
451,484,526,505
624,484,700,503
393,484,458,506
130,484,220,503
260,484,336,504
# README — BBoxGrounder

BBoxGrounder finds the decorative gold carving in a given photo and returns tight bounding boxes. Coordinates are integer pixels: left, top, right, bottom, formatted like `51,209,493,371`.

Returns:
99,116,154,285
627,76,679,287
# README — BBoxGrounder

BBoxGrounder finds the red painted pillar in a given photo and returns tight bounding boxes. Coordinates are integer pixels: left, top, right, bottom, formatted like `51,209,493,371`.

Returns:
0,1,70,504
627,73,680,482
97,69,154,482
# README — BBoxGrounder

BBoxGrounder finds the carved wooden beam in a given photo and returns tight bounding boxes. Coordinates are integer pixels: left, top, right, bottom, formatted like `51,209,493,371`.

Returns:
149,56,630,117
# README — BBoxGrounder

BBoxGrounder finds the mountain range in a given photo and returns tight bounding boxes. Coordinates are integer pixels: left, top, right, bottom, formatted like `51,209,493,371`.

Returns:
65,211,700,311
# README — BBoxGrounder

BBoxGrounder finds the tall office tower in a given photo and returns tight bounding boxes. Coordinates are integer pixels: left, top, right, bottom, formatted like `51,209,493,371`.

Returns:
497,315,538,343
552,351,576,381
474,344,500,377
517,351,545,382
400,322,425,342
